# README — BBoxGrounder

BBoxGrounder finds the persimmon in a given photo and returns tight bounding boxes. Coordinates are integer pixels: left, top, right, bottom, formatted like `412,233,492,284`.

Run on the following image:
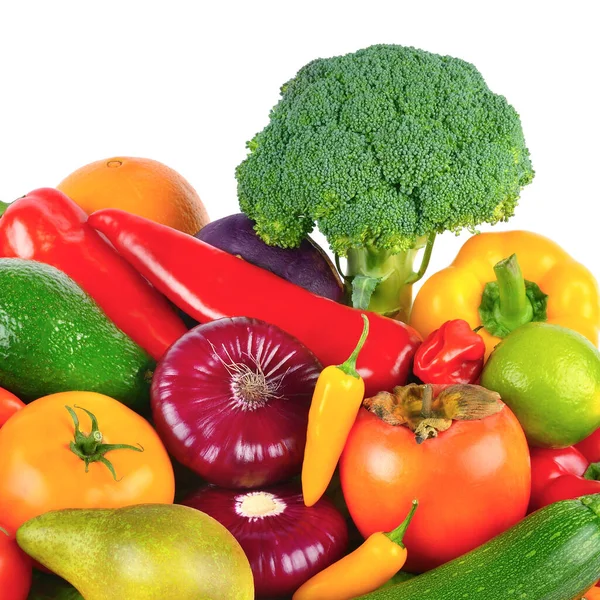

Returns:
340,385,531,573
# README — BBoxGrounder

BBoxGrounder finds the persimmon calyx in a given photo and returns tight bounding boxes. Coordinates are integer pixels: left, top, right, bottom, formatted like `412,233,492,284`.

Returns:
363,383,502,443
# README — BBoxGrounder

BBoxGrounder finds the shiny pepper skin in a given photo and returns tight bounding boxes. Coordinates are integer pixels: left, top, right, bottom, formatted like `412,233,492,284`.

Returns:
413,319,485,385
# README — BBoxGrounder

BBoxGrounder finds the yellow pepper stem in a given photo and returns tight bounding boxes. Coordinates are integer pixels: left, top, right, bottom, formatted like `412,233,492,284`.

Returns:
494,254,533,330
337,314,370,378
479,254,548,338
385,499,419,545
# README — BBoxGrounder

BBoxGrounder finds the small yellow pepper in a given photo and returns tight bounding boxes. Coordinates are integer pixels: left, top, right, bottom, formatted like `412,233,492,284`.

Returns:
410,231,600,358
293,500,418,600
302,314,369,508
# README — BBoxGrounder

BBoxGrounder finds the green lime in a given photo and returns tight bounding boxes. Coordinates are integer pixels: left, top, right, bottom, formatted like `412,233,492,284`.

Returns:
481,322,600,448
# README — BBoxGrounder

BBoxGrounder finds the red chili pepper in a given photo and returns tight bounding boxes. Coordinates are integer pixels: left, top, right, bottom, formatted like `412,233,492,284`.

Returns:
88,209,422,395
0,189,187,359
413,319,485,385
529,446,600,512
576,428,600,463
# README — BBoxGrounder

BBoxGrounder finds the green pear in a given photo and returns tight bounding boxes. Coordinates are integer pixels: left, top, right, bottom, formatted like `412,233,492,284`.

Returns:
17,504,254,600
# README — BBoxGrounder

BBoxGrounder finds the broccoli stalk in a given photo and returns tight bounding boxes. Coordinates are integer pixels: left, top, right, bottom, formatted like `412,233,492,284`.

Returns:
236,44,534,320
345,233,435,319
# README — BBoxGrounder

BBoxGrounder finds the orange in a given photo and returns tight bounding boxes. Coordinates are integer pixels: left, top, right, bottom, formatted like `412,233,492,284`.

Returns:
57,156,209,235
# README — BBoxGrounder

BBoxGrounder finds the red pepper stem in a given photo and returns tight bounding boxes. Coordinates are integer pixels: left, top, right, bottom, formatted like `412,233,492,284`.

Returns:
384,500,419,546
0,201,10,218
337,314,370,378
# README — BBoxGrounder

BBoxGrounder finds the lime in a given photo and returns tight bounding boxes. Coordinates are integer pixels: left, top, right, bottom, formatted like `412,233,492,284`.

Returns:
481,322,600,448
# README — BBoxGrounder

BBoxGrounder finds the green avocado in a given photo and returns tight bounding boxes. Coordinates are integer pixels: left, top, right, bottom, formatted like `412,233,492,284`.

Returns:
17,504,254,600
0,258,154,412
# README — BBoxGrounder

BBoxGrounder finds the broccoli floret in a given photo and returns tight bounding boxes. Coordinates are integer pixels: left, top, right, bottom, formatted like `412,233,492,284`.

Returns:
236,44,534,319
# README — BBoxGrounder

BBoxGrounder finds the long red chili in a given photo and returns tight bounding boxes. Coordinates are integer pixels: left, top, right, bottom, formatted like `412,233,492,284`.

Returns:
0,189,187,359
88,209,422,395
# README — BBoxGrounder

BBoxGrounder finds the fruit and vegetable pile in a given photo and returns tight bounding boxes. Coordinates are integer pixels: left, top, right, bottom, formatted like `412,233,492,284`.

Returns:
1,44,600,600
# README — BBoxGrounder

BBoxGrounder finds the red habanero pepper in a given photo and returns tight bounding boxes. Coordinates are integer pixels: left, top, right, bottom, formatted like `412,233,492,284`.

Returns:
0,189,187,359
413,319,485,385
529,446,600,512
88,209,422,396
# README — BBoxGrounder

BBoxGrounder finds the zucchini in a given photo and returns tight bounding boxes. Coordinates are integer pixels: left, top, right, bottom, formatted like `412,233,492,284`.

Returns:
358,494,600,600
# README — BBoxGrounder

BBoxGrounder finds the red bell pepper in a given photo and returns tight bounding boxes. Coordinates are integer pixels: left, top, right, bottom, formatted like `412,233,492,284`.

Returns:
413,319,485,385
0,189,187,359
88,209,422,395
577,428,600,463
529,446,600,512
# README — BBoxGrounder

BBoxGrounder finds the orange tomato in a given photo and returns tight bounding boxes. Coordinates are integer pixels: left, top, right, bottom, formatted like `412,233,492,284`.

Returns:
339,402,531,573
57,156,209,235
0,387,25,428
0,391,174,534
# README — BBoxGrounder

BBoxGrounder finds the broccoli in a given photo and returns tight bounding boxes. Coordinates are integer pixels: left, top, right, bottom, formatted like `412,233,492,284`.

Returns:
236,44,534,319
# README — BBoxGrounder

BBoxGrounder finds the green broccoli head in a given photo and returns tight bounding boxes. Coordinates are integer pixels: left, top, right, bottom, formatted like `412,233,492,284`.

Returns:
236,44,534,256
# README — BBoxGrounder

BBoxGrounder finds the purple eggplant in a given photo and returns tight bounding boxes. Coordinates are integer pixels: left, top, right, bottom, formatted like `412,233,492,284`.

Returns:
195,214,344,302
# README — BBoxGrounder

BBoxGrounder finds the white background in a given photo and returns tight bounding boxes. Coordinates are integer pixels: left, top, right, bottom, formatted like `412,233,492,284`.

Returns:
1,1,599,287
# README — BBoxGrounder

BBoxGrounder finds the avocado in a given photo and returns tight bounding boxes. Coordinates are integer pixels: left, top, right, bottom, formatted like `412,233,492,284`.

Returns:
0,258,153,412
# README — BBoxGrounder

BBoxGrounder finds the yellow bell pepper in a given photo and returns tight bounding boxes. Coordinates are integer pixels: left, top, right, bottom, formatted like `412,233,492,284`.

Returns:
409,231,600,358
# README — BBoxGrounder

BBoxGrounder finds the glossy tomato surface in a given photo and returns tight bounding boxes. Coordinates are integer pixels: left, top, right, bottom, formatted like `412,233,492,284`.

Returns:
0,526,31,600
0,391,175,534
340,404,531,572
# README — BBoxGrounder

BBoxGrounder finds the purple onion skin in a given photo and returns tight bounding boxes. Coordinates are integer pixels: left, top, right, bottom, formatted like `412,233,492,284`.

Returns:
151,317,322,489
195,214,344,302
181,483,348,599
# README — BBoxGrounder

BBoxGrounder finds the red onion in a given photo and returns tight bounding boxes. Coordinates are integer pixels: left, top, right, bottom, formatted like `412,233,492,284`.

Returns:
182,483,348,599
151,317,322,488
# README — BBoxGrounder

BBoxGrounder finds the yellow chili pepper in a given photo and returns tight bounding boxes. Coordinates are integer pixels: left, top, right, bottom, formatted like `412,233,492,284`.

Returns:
293,500,418,600
410,231,600,358
301,313,369,508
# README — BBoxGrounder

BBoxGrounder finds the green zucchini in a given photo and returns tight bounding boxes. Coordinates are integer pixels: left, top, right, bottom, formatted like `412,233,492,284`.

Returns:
359,494,600,600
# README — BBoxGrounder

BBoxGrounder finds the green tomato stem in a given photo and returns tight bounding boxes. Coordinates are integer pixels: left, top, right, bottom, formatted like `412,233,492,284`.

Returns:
66,405,144,481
